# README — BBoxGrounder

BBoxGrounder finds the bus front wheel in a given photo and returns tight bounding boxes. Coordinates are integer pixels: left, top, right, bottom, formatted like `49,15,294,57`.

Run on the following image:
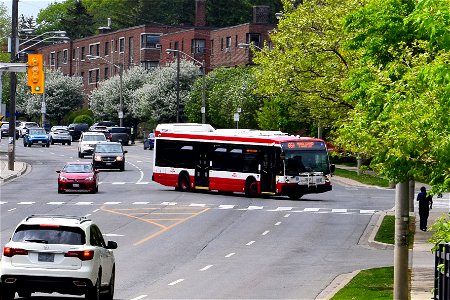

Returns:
245,178,258,198
178,173,190,192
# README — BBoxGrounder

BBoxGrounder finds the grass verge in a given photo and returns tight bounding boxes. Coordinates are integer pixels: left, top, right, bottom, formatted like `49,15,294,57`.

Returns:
331,267,394,299
334,168,390,187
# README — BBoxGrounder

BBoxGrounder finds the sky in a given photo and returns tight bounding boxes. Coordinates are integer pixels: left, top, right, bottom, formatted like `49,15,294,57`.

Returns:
1,0,58,18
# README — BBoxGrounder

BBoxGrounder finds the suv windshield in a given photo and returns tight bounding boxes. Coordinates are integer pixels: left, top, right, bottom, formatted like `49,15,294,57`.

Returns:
83,135,106,141
12,224,85,245
28,129,46,135
95,144,123,153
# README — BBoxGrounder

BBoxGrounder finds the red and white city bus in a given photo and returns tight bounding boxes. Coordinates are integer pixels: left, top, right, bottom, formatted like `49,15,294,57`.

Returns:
152,123,335,199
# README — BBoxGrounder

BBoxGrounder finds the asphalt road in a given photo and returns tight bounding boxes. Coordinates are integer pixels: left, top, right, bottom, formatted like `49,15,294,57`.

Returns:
0,139,395,299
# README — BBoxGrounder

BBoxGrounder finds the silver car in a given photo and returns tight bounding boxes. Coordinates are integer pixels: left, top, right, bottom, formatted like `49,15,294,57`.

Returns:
49,127,72,145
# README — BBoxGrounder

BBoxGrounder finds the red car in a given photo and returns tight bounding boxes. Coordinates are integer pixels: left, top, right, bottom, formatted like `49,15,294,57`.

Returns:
56,162,99,193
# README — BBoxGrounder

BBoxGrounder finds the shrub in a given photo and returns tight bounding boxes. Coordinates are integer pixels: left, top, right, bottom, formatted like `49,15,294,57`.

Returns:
73,115,94,125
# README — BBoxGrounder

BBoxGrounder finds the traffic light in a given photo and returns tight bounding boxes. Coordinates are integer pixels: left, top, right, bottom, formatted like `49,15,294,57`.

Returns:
27,54,44,94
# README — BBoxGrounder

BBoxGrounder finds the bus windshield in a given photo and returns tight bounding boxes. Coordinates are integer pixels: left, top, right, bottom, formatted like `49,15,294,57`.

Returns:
284,150,329,175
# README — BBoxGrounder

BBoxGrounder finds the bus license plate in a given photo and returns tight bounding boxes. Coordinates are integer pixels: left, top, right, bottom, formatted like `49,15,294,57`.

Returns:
38,253,54,262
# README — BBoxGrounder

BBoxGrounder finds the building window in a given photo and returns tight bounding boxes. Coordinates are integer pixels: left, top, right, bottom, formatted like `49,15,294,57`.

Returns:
246,33,261,48
129,36,134,64
72,48,76,61
81,47,85,60
104,41,109,56
141,34,161,49
192,39,205,54
210,40,214,54
221,38,223,50
104,67,109,79
226,36,231,49
56,51,62,68
235,35,238,47
89,43,100,56
141,61,159,70
119,38,125,53
50,52,55,67
88,69,100,84
111,40,115,53
174,41,179,50
63,49,68,64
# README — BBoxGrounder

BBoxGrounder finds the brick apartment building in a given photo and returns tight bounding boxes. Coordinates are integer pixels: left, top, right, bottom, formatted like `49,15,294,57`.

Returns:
37,0,275,96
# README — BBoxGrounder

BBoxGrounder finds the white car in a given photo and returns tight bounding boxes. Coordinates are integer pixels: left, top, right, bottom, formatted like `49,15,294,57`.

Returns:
78,132,107,158
0,215,117,300
17,121,39,137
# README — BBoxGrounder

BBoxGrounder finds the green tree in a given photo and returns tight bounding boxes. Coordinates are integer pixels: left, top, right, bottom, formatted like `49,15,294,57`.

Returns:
35,1,73,35
335,0,450,192
253,0,358,134
186,66,262,129
60,0,95,39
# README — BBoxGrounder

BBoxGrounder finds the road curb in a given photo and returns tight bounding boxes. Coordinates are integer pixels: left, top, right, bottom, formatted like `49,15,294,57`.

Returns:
0,161,29,185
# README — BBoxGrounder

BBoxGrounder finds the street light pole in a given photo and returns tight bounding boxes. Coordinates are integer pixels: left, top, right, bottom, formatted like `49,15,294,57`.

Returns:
166,49,206,123
175,51,180,123
86,55,123,126
8,0,19,171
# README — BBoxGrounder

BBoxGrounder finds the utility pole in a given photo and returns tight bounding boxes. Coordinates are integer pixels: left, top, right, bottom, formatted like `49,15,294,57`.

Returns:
8,0,19,171
176,51,180,123
394,181,409,299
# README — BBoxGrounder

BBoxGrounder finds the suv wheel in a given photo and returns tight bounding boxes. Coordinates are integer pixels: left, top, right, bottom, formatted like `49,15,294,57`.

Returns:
86,273,101,300
1,288,15,300
104,268,115,300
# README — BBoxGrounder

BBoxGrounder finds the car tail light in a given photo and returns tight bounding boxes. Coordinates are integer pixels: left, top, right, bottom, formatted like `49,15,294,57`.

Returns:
3,247,28,257
65,250,94,261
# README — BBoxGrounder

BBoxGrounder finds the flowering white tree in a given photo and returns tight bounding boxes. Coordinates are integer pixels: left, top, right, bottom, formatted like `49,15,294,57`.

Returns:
133,59,199,123
16,69,83,124
89,66,152,122
89,60,200,124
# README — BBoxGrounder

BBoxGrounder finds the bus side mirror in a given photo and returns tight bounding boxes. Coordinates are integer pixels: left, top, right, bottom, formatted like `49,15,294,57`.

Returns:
330,164,335,173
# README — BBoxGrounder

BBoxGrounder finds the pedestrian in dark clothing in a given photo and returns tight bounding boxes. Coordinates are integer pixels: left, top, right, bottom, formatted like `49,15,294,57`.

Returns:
417,186,433,231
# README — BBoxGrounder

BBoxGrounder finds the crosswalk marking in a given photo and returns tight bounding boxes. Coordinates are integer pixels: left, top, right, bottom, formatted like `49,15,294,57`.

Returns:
0,201,379,215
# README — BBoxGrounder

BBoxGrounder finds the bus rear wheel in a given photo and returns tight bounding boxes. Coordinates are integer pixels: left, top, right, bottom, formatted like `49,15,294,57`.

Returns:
245,178,258,198
178,173,190,192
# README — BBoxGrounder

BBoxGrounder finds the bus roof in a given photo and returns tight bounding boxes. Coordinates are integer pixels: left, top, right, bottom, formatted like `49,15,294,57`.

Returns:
155,123,326,147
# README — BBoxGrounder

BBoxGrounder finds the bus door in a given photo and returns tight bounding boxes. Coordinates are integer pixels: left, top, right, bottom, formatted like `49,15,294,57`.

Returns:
195,145,209,189
260,148,276,194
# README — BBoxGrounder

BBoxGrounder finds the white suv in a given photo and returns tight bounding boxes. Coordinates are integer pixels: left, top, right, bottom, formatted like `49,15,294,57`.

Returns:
78,132,107,158
0,215,117,300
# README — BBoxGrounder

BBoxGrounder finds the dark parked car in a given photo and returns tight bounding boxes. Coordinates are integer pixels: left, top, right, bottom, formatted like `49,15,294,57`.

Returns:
93,142,127,171
0,123,19,139
143,132,155,150
67,123,89,141
108,127,131,145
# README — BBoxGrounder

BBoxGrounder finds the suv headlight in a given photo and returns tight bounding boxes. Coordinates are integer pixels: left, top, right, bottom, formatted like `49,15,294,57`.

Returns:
116,156,123,161
94,155,102,161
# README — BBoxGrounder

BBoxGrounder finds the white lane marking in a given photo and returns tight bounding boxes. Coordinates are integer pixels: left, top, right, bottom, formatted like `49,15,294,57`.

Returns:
262,230,270,236
225,253,235,258
75,202,93,205
200,265,213,271
103,233,125,237
190,203,206,207
18,202,34,205
284,214,290,218
161,202,177,205
104,202,121,205
360,210,376,214
136,182,149,184
304,208,320,212
0,201,6,204
84,214,91,217
93,209,100,213
275,207,293,211
168,279,184,286
8,208,16,212
133,202,149,205
137,161,143,163
130,295,148,300
47,202,64,205
246,241,255,246
247,206,263,210
332,209,347,213
132,160,146,184
112,182,126,185
219,205,235,209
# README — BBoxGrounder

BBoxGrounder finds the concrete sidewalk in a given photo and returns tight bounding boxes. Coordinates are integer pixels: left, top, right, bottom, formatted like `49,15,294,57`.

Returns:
0,159,28,184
